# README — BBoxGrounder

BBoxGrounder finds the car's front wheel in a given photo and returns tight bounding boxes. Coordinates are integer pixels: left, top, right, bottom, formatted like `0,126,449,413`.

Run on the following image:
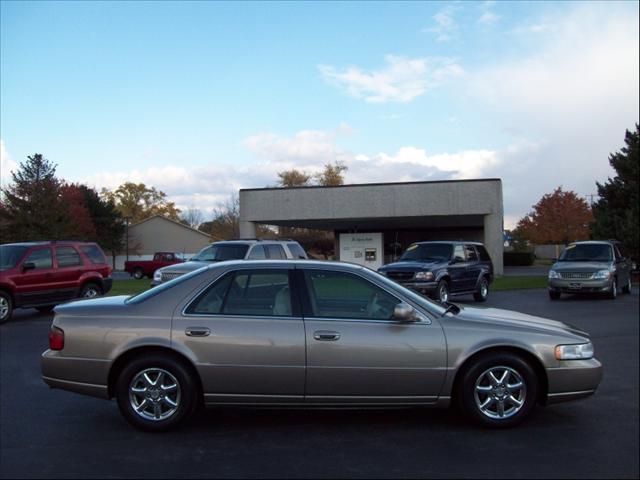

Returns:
622,277,632,294
457,352,538,428
0,292,13,324
116,354,197,432
607,279,618,300
549,290,561,300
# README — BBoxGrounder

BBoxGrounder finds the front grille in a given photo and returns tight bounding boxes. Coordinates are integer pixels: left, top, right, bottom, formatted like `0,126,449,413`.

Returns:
161,272,184,282
385,271,415,281
560,272,594,280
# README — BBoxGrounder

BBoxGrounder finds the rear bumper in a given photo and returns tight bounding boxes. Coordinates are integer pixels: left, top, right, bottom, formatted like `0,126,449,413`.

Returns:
101,277,113,294
545,358,602,404
41,350,110,399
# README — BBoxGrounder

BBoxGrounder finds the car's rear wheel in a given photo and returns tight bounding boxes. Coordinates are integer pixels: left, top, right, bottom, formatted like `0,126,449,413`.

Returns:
473,277,490,302
622,277,632,294
0,292,13,324
548,290,561,300
80,282,102,299
457,352,538,428
116,354,197,432
435,280,449,304
132,268,144,280
607,279,617,300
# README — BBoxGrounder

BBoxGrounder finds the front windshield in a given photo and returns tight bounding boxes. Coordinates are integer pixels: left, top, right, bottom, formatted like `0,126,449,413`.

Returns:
399,243,453,262
191,244,249,262
559,244,613,262
0,246,28,270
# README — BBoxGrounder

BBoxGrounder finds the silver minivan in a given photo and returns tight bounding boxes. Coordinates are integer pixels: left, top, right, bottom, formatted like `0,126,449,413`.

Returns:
548,240,633,299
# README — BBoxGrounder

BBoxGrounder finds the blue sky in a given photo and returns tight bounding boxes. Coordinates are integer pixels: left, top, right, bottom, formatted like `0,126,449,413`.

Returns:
1,1,638,227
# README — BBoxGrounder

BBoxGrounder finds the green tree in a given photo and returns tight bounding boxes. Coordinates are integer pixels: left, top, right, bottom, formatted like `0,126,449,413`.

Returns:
0,153,68,241
592,124,639,260
102,182,180,223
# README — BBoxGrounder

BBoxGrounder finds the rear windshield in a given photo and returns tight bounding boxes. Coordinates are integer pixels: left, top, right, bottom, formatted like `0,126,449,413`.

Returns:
191,244,249,262
399,243,453,262
126,267,209,305
0,245,28,270
287,243,308,259
559,244,613,262
80,244,107,265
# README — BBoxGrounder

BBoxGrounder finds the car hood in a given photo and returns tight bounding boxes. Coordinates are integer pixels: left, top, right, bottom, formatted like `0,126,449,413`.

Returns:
453,305,588,337
379,260,444,272
158,260,212,274
551,261,611,272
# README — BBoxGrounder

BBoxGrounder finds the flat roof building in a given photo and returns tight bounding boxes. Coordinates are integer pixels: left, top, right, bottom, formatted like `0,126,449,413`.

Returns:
239,178,504,274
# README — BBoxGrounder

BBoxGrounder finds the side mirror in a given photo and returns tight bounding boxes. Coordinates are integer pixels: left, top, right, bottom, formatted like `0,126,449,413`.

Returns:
393,302,418,322
21,262,36,272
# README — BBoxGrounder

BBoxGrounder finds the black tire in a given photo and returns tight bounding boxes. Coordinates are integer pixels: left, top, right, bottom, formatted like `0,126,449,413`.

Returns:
473,277,490,302
548,290,561,300
133,268,144,280
622,277,632,294
607,279,617,300
80,282,102,299
116,354,198,432
0,291,13,324
434,280,450,304
456,352,538,428
36,305,55,313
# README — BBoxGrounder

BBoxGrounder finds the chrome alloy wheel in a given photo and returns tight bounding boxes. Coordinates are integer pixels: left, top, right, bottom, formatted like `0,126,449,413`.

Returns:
83,287,100,298
0,297,9,320
439,283,449,303
129,368,181,421
480,281,488,298
474,366,526,420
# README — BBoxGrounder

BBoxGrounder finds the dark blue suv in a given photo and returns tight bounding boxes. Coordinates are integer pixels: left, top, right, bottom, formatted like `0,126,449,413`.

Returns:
378,241,494,303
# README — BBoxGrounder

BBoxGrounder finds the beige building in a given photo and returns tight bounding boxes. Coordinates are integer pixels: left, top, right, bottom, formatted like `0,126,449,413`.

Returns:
112,215,211,270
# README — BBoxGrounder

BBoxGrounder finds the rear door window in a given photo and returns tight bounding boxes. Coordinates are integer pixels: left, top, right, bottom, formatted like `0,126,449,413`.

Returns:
464,245,479,262
24,248,53,269
247,245,266,259
55,246,83,267
265,245,286,259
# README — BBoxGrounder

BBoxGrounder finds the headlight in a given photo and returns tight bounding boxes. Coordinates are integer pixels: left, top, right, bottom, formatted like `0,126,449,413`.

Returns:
548,270,560,279
153,270,162,282
414,271,434,281
593,269,612,279
555,342,594,360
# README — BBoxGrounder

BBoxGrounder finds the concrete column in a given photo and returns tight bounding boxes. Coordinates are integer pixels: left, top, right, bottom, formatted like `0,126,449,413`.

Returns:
484,213,504,275
239,221,257,239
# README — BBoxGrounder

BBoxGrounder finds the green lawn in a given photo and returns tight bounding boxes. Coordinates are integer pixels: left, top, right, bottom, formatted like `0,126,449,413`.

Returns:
108,279,150,297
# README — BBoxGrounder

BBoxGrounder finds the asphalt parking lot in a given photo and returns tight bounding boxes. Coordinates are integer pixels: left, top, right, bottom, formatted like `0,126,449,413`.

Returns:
1,288,638,479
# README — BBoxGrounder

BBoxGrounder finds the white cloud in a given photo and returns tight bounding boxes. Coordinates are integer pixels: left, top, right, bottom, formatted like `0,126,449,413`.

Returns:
0,140,19,189
423,5,460,43
478,1,500,25
318,55,463,103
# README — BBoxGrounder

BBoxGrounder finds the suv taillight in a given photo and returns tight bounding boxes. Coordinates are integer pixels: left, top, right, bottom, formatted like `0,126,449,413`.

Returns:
49,326,64,350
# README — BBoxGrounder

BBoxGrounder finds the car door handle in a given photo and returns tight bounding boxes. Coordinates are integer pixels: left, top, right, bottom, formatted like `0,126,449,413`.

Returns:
313,330,341,341
185,327,211,337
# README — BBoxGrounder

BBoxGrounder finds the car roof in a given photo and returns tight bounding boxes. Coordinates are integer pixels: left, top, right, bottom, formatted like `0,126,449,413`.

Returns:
202,258,364,271
569,240,617,245
210,239,299,245
1,241,97,247
412,240,485,246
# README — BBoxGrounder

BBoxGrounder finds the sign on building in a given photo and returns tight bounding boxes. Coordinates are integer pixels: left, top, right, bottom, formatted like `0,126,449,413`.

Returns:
339,233,383,270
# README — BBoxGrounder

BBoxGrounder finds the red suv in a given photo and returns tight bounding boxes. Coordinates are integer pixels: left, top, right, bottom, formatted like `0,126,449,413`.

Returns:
0,241,113,323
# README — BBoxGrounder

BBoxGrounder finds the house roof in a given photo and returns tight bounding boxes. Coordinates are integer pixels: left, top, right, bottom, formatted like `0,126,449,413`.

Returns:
130,215,212,239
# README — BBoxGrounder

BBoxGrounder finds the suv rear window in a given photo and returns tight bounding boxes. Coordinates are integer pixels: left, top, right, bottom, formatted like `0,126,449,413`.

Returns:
80,245,107,265
475,244,492,262
287,243,307,259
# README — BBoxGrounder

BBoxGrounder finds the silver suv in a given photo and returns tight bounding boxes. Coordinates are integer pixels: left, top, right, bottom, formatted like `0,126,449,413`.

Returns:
151,239,307,286
548,240,633,300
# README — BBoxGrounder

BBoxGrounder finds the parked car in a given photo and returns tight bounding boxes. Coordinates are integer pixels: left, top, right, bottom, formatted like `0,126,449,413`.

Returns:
124,252,185,279
151,239,308,286
41,259,601,431
378,241,494,303
0,241,112,323
548,240,633,300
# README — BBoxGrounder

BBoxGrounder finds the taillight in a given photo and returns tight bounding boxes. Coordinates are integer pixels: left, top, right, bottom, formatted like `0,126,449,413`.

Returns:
49,326,64,350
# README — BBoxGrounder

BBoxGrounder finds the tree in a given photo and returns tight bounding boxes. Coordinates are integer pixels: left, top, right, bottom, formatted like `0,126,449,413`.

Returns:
102,182,180,223
0,153,68,242
199,195,273,240
277,169,311,187
180,207,204,229
592,124,639,260
516,187,593,245
315,161,348,186
59,184,96,239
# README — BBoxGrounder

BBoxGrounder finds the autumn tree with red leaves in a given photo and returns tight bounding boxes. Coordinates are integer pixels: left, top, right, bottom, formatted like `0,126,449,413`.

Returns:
515,187,593,245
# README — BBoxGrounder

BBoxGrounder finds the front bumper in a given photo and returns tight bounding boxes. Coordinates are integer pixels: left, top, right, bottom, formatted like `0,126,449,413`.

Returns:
548,278,613,294
545,357,603,404
395,280,438,294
